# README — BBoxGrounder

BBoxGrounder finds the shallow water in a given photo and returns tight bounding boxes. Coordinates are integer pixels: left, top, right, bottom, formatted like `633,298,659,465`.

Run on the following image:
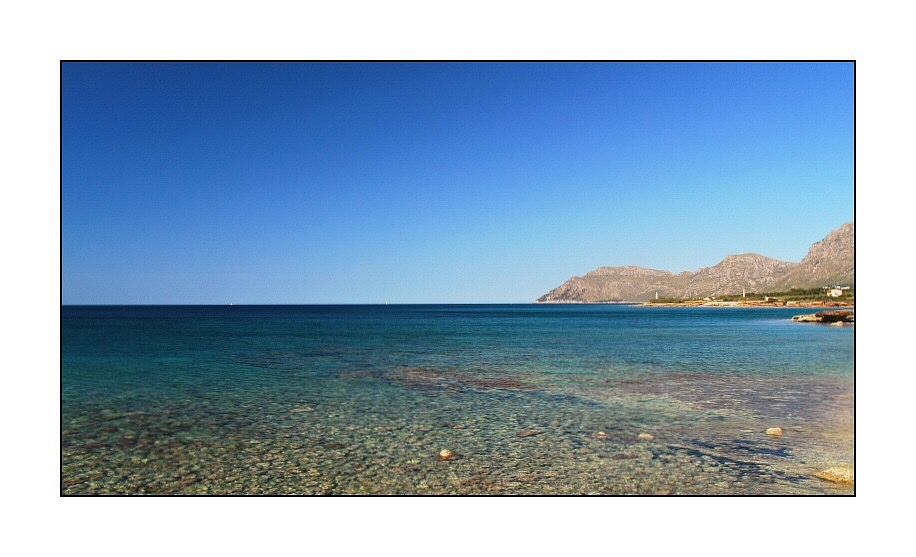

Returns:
61,305,854,495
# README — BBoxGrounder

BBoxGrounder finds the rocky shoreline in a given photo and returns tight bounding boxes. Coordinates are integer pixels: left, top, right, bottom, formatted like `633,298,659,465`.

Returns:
792,310,855,325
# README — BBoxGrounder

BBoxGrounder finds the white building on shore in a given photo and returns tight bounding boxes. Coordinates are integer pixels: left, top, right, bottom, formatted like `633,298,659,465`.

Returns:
825,284,850,297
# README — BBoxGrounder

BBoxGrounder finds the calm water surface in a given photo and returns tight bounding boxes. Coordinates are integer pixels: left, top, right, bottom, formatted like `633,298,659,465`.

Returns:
61,304,854,494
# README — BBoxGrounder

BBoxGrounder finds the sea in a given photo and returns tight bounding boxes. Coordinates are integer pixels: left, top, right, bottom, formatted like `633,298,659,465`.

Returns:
61,304,854,495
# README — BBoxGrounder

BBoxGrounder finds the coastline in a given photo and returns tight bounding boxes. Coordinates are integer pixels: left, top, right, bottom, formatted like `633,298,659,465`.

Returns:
640,301,855,308
535,300,854,308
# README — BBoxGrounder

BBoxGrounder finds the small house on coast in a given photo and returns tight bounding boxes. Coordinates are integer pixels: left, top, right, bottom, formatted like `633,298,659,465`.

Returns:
824,284,850,298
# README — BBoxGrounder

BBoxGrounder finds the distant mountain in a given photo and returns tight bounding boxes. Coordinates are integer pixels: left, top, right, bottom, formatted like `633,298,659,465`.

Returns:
767,222,855,291
680,253,798,298
536,222,854,303
536,265,684,303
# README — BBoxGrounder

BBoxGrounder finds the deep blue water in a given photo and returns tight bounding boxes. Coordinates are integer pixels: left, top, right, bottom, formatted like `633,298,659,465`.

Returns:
61,304,854,494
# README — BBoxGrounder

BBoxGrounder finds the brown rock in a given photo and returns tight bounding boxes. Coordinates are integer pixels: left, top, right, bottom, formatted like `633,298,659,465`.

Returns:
437,449,456,461
792,310,854,324
516,429,545,438
816,466,854,484
595,431,608,439
792,314,820,322
637,433,654,441
766,427,783,436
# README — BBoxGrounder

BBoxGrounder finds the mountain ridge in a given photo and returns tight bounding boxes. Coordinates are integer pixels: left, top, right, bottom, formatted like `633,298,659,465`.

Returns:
536,222,854,303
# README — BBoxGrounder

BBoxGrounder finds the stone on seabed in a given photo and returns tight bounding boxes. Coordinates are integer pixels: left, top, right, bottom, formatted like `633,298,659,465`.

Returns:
816,466,854,484
766,427,783,436
637,433,654,441
438,449,455,461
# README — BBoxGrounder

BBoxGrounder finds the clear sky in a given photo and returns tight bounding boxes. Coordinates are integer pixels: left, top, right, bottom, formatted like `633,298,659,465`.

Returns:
62,62,853,304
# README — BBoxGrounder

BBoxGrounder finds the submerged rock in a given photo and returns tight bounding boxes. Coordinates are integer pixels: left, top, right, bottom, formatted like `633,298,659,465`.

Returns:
516,430,545,438
816,466,854,484
766,427,783,436
637,433,654,441
378,366,537,393
438,449,456,461
595,431,608,439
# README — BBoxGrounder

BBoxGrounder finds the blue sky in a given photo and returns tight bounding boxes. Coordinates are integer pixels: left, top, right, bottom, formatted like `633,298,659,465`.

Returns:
62,62,853,304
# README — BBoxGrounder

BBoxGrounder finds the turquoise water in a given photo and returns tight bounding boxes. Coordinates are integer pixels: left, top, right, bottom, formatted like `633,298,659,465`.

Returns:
61,304,854,494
